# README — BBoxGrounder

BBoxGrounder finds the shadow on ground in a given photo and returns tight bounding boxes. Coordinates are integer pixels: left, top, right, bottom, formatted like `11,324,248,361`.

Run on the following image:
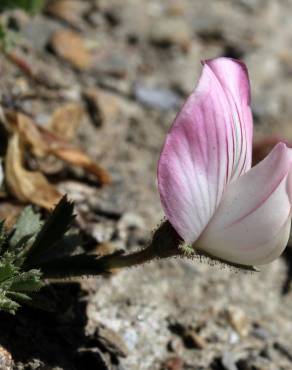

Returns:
0,283,111,370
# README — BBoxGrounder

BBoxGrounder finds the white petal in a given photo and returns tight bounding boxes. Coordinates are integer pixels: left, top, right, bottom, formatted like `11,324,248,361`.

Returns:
196,143,292,265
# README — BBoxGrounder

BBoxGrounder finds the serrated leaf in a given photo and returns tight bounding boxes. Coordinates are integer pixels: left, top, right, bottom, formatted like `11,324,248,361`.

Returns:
10,269,43,292
24,196,75,266
0,256,19,284
0,291,19,314
0,204,48,314
6,291,32,304
10,206,42,249
27,233,82,266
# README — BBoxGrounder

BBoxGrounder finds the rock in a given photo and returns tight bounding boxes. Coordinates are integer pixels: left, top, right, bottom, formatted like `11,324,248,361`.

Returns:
165,1,187,16
167,337,184,355
183,329,208,349
149,17,192,51
89,186,127,219
5,9,30,31
193,17,223,42
93,52,129,79
229,330,240,344
0,346,13,370
94,323,129,358
133,84,182,111
236,0,266,12
122,328,138,351
49,102,84,140
86,11,106,28
45,0,89,29
21,15,59,50
118,212,145,236
50,29,91,70
83,88,121,127
117,212,147,248
227,306,250,337
161,357,184,370
98,75,132,96
251,326,270,341
273,342,292,362
89,221,115,243
221,351,238,370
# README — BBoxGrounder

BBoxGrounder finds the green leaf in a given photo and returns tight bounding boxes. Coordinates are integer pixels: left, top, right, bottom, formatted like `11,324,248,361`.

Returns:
0,291,19,314
27,233,83,267
10,206,42,250
25,196,75,266
9,269,43,292
0,198,76,313
0,254,19,284
6,291,32,304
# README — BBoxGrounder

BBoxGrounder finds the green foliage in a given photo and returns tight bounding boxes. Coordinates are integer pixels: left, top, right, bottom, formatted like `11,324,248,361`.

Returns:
10,206,42,251
0,196,78,314
24,196,75,266
0,195,111,313
0,250,43,314
0,0,45,14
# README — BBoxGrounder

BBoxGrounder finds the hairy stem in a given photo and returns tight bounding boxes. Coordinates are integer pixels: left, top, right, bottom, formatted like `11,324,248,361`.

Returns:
39,221,182,279
102,247,159,270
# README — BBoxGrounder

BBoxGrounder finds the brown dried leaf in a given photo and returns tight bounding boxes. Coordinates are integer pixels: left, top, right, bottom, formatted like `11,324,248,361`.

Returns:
50,29,92,70
6,111,47,157
5,132,62,210
48,103,84,141
0,202,24,230
40,130,111,184
56,147,111,183
6,112,110,185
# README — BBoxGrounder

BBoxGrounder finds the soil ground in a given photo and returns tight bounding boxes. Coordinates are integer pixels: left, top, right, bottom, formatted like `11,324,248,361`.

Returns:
1,1,292,369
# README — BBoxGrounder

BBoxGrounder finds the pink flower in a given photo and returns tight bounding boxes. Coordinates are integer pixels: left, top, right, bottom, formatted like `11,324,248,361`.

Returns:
158,57,292,266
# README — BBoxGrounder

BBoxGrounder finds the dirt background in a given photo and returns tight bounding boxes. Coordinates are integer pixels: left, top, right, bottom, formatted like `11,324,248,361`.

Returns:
1,0,292,369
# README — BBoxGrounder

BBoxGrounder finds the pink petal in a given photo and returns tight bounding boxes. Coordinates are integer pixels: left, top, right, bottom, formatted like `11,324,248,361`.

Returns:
158,57,253,243
205,58,253,178
196,143,292,265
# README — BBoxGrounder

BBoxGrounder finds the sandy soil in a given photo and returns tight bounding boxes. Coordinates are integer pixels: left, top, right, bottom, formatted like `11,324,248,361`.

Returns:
1,1,292,369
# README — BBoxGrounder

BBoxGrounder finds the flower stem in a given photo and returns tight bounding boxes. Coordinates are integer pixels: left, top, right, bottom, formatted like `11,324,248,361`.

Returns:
40,221,182,279
101,247,158,270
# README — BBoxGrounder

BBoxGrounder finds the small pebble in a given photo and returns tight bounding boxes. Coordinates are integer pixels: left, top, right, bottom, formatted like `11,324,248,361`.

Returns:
134,84,181,111
221,351,238,370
